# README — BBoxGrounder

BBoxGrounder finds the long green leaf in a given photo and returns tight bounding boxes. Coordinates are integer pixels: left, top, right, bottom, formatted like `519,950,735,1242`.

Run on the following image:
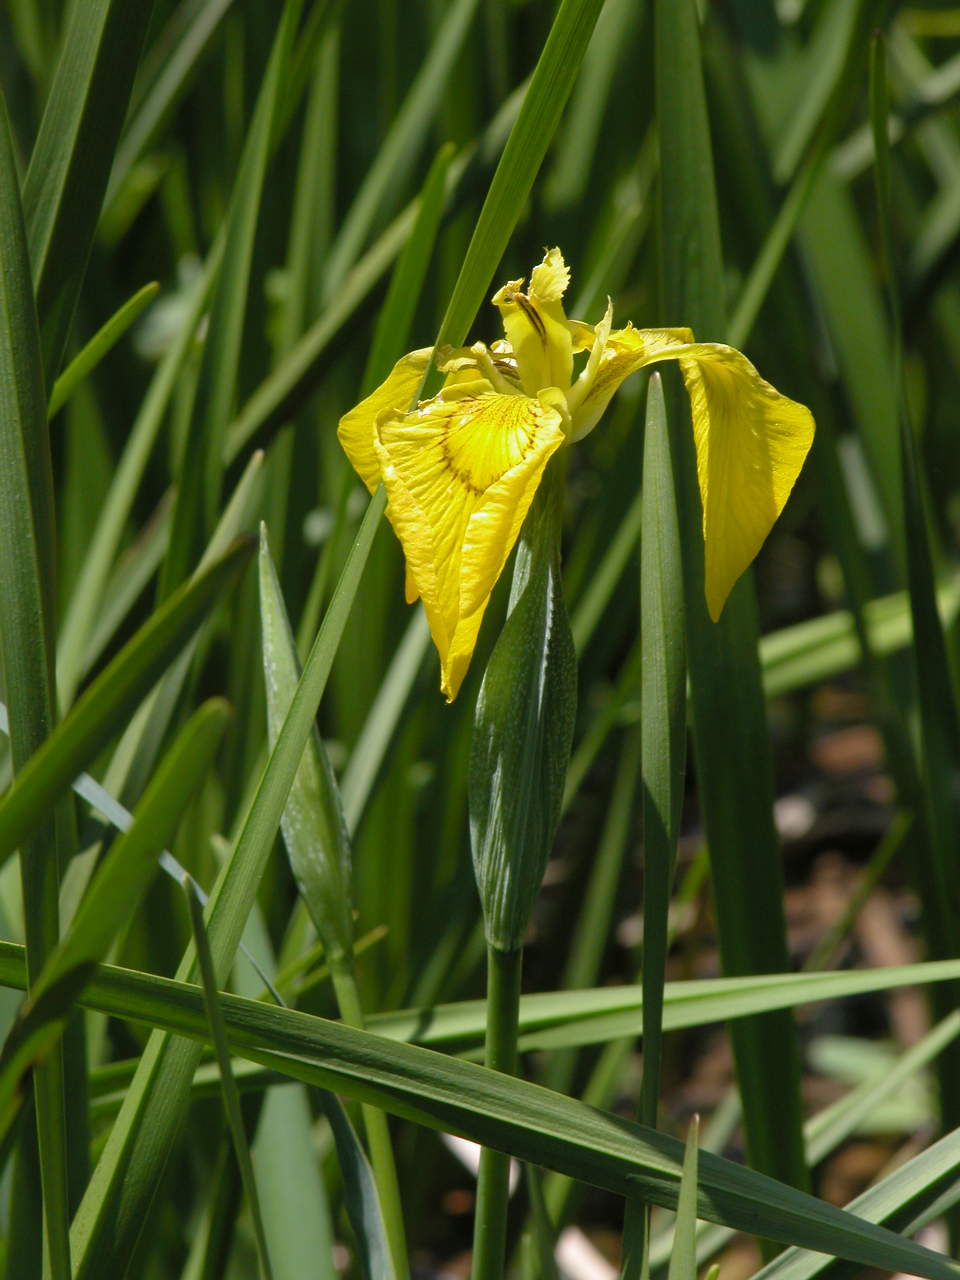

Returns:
622,374,686,1274
5,938,960,1064
364,958,960,1054
258,524,409,1276
160,0,302,595
105,0,237,206
665,1118,700,1280
184,882,275,1280
47,281,159,419
0,700,229,1146
55,237,225,707
638,373,685,1125
68,487,383,1277
871,32,960,1141
435,0,604,347
22,0,154,375
321,0,478,297
0,87,71,1280
752,1128,960,1279
222,84,528,463
0,541,251,867
0,945,954,1278
655,0,807,1194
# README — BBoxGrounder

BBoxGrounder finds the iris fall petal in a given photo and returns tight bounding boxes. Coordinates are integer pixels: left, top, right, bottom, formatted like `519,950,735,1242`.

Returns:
373,390,564,700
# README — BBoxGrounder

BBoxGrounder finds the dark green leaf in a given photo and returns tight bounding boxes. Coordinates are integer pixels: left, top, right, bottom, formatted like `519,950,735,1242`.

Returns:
470,464,577,952
22,0,154,374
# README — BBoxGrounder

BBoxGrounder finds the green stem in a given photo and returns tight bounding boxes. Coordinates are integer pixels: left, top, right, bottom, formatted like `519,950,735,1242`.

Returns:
329,959,409,1280
471,944,523,1280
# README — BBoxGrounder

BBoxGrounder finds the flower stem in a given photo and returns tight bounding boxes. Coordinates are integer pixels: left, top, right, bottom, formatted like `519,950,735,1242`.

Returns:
330,958,410,1280
471,944,523,1280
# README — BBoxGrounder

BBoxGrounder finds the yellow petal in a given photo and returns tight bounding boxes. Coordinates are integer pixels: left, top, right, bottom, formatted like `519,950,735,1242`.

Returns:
681,344,814,620
492,248,574,395
374,391,565,700
337,349,432,491
571,325,814,618
529,246,570,301
568,324,694,438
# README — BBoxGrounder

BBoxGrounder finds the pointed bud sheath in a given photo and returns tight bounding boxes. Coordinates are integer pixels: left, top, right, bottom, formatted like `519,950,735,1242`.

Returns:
469,460,577,953
258,526,354,964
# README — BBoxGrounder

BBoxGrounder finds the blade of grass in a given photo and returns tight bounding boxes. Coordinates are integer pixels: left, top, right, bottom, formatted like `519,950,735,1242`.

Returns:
222,82,529,463
47,281,159,419
0,88,71,1280
871,31,960,1143
0,700,229,1144
650,1011,960,1273
637,373,685,1128
258,525,408,1278
523,1165,560,1280
433,0,605,348
570,482,643,652
543,0,639,214
159,0,302,596
183,881,275,1280
68,486,384,1278
21,0,154,375
796,176,904,560
101,448,265,808
321,0,478,298
0,698,284,1003
655,0,808,1195
760,576,960,697
318,1092,399,1280
80,495,173,677
362,141,455,390
0,541,252,867
664,1117,700,1280
0,946,955,1278
105,0,238,206
622,375,686,1275
252,1085,337,1280
751,1128,960,1279
233,908,387,1280
10,934,960,1066
772,0,880,183
547,725,642,1092
55,235,224,706
806,1009,960,1165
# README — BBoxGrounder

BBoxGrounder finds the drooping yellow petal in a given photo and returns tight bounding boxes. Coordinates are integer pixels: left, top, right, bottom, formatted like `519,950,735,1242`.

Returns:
681,344,814,620
337,348,433,491
336,340,512,493
492,248,574,395
570,324,814,619
373,391,565,700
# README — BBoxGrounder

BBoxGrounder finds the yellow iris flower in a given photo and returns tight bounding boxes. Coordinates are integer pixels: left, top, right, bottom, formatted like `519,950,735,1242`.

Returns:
338,248,814,702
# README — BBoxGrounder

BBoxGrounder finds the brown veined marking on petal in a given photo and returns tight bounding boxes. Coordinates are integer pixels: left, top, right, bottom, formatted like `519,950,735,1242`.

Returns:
515,292,547,343
438,395,544,497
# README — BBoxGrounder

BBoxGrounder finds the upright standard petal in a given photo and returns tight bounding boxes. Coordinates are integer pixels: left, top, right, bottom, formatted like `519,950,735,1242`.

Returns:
569,324,814,618
492,248,575,395
337,348,433,491
373,391,565,700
